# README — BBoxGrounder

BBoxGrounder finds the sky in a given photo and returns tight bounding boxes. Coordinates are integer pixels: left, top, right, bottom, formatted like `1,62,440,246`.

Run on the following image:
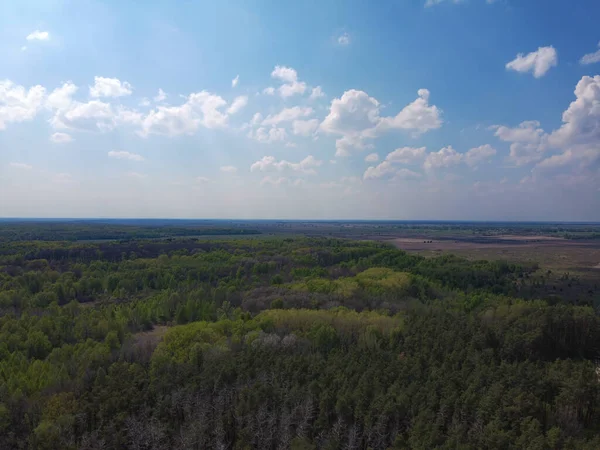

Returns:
0,0,599,220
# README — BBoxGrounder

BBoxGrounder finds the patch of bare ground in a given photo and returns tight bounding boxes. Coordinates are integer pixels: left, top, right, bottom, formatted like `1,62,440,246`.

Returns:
135,325,168,349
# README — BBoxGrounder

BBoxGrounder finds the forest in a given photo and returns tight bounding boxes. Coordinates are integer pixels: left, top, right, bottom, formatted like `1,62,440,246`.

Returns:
1,225,600,449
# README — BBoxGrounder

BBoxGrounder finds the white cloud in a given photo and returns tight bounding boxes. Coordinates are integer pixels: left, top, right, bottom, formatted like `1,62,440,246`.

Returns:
261,176,288,186
271,66,298,83
50,99,117,132
580,42,600,65
310,86,325,100
0,80,46,129
321,89,442,156
140,91,229,136
364,159,424,180
139,98,151,107
46,82,77,110
395,168,423,179
321,89,380,136
196,176,210,183
154,89,167,102
108,150,145,161
364,161,396,180
227,95,248,114
270,66,307,98
376,89,442,135
423,146,463,170
385,147,426,164
232,75,240,88
337,33,350,45
493,120,547,166
50,132,73,143
535,149,600,172
506,46,558,78
279,81,307,98
249,126,287,143
21,46,27,52
549,76,600,151
262,106,313,126
365,153,379,162
251,155,322,175
292,119,319,136
334,136,373,157
263,87,275,95
464,144,496,167
220,165,238,174
90,76,133,98
9,162,32,170
26,30,49,41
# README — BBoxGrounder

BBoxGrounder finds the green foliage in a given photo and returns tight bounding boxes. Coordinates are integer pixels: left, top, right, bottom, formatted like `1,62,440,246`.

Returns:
0,232,599,448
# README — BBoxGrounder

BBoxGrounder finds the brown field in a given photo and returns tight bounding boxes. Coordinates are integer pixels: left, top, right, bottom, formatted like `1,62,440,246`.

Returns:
390,237,600,271
389,235,600,302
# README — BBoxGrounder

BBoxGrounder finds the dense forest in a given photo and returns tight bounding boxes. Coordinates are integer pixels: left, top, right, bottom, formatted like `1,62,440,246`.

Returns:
1,230,600,449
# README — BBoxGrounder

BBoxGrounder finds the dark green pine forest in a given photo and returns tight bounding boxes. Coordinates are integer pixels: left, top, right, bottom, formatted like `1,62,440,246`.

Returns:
1,231,600,449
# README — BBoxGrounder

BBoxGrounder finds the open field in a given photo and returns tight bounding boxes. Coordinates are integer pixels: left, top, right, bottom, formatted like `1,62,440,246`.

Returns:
389,235,600,305
390,236,600,271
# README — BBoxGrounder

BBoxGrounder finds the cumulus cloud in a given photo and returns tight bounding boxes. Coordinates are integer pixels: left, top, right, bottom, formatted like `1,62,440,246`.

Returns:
46,82,77,110
232,75,240,87
423,146,463,171
292,119,319,136
493,120,547,166
262,106,313,126
249,126,287,143
263,87,275,95
270,66,307,98
251,155,322,175
395,168,423,179
220,165,238,174
310,86,325,100
549,76,600,151
46,81,137,132
0,80,46,129
50,132,73,143
26,30,49,41
376,89,442,135
227,95,248,114
50,99,120,132
464,144,496,167
364,162,422,181
365,153,379,162
9,162,33,170
363,161,396,180
385,147,426,164
140,91,229,136
154,89,167,102
506,46,558,78
337,33,350,45
321,88,442,156
108,150,145,161
90,76,133,98
580,42,600,65
260,176,288,186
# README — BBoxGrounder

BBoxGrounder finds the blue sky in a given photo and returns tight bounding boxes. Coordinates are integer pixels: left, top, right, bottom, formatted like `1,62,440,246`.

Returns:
1,0,599,220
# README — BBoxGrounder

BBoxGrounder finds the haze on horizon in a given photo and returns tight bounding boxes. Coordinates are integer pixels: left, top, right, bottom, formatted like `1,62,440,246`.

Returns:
1,0,599,221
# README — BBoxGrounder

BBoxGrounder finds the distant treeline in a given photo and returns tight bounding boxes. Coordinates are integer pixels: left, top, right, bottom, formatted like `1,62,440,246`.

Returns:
0,223,261,242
